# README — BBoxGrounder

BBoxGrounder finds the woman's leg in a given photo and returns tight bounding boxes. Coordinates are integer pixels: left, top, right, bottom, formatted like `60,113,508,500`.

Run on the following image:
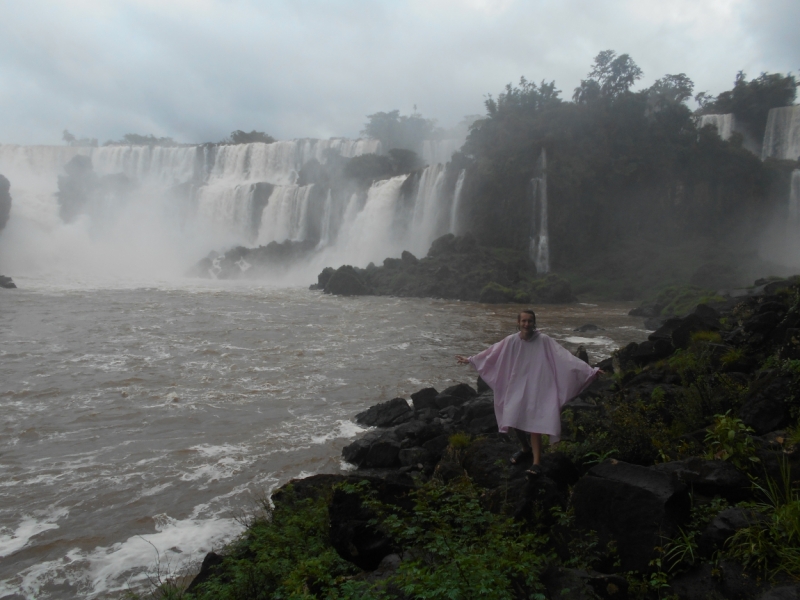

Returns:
530,433,542,465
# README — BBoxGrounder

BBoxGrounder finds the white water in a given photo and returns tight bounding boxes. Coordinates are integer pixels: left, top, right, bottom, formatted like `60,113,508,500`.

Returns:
449,169,466,234
529,149,549,274
762,106,800,161
0,138,466,284
790,170,800,222
421,139,462,165
697,114,735,141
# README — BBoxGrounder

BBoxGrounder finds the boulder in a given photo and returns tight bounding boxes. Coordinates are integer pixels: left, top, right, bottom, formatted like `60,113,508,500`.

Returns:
462,435,519,489
342,430,395,467
184,552,225,595
410,387,438,411
571,460,690,572
543,566,628,600
398,447,432,467
653,457,751,502
740,372,793,435
329,476,413,571
324,265,371,296
574,324,601,332
400,250,418,265
355,397,413,428
697,507,753,556
0,275,16,289
0,174,10,232
421,434,451,462
757,585,800,600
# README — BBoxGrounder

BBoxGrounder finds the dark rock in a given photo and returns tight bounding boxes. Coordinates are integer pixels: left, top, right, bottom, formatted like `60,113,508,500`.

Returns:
434,394,461,409
184,552,225,595
653,457,751,502
757,585,800,600
718,558,763,599
740,372,793,435
364,438,401,468
540,452,580,490
315,267,335,289
421,434,451,462
329,477,413,571
744,311,783,335
398,447,432,467
574,324,601,332
0,275,16,289
462,435,519,489
461,395,495,423
272,473,349,504
410,387,438,411
571,460,690,572
400,250,418,265
324,265,371,296
465,414,499,434
630,304,662,318
644,316,665,331
698,507,753,556
477,375,491,393
440,382,478,400
542,566,629,600
574,345,590,363
414,422,445,444
355,397,413,428
669,563,725,600
342,430,387,466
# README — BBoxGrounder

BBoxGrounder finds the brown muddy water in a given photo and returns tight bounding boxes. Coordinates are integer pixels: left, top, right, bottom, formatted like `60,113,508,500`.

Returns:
0,281,647,598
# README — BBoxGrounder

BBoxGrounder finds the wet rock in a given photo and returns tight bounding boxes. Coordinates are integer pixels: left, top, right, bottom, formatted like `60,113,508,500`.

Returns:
421,434,451,462
571,460,690,572
653,457,751,502
698,507,754,556
400,250,418,265
0,275,16,289
757,585,800,600
462,435,519,489
364,438,401,468
398,447,432,467
574,324,601,332
185,552,225,595
355,397,413,428
669,563,724,600
410,387,438,412
329,477,413,571
740,372,793,435
542,566,628,600
574,345,590,363
324,265,371,296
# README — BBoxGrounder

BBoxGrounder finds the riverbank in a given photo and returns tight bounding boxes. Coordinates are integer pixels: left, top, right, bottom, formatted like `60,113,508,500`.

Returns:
169,276,800,600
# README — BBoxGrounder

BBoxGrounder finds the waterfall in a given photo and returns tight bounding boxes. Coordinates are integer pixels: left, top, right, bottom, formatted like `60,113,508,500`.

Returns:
256,185,315,245
762,106,800,161
790,170,800,222
421,139,462,165
697,114,735,140
0,139,462,281
449,169,466,234
529,149,549,274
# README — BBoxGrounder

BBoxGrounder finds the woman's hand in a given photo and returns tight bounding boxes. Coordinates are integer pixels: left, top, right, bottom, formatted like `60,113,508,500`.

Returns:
455,355,470,365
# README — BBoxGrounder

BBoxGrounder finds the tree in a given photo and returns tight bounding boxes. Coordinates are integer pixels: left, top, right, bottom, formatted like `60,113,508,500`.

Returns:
104,134,178,147
62,130,76,145
695,71,798,139
361,110,439,153
225,130,276,145
485,77,562,117
573,50,643,103
646,73,694,117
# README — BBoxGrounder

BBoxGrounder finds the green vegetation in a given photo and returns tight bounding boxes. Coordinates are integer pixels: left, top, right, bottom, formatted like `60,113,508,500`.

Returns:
223,130,276,145
361,109,441,154
105,133,179,147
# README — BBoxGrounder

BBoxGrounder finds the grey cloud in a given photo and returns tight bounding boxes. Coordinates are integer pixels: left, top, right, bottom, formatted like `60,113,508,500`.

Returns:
0,0,795,146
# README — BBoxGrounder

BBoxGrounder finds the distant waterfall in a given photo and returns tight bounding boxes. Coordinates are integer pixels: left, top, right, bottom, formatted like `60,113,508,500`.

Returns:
697,114,735,140
762,106,800,161
421,139,462,165
791,170,800,222
449,169,466,234
529,149,549,274
0,138,465,280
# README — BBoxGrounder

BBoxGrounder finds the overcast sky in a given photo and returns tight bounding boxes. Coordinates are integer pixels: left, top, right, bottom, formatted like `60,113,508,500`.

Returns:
0,0,797,145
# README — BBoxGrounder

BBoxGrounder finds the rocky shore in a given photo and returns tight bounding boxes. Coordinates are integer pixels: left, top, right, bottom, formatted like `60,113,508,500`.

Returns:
0,275,16,289
313,233,576,303
178,277,800,600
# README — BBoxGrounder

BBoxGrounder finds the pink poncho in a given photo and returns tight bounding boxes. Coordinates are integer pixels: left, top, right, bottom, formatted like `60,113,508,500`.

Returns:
468,332,599,442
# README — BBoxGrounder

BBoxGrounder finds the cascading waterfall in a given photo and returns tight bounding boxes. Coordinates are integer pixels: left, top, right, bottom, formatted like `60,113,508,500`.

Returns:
697,114,735,140
256,184,315,245
790,170,800,222
449,169,466,234
762,106,800,161
421,139,462,165
0,137,467,281
529,148,549,274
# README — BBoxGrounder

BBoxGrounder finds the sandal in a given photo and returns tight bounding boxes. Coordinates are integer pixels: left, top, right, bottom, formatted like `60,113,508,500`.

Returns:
510,449,532,465
525,465,543,479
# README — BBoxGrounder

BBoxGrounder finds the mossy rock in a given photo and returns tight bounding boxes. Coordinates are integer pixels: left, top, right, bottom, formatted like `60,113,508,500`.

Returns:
530,274,577,303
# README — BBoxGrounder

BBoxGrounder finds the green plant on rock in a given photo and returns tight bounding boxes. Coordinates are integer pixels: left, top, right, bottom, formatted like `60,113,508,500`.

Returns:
704,411,760,470
367,477,552,600
186,488,365,600
726,459,800,579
